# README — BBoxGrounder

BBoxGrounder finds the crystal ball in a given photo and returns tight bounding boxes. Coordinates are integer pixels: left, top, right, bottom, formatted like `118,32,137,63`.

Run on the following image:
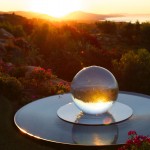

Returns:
71,66,119,115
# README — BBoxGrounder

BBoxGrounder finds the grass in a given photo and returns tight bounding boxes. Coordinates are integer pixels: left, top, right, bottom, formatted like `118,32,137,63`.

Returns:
0,95,120,150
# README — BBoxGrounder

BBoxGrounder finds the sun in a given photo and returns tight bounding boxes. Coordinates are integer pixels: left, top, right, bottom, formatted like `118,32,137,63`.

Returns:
28,0,81,18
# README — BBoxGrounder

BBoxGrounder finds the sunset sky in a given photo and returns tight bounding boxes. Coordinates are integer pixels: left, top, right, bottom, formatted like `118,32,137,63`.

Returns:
0,0,150,18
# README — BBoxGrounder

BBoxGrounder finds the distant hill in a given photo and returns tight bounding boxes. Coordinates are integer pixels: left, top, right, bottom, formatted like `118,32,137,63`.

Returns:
0,11,55,20
11,11,55,20
63,11,105,21
0,10,123,21
63,11,123,21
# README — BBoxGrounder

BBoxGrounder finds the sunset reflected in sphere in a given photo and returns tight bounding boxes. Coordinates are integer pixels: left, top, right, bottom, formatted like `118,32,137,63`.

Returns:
71,66,119,115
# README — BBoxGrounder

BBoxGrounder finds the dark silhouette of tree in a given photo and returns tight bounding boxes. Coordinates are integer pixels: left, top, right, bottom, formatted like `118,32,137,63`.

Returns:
141,22,150,50
120,22,135,44
96,21,117,35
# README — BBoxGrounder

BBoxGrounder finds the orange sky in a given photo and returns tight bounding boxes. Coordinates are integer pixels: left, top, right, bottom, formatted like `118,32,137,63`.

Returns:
0,0,150,18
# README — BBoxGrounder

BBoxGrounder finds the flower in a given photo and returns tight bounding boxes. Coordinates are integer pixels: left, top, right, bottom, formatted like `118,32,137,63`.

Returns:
118,131,150,150
128,130,137,136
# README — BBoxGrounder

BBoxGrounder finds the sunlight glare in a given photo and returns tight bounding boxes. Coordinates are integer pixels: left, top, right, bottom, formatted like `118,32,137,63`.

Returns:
28,0,81,18
74,98,113,115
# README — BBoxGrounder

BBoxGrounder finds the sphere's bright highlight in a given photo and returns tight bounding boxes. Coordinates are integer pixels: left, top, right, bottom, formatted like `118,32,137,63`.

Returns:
71,66,119,115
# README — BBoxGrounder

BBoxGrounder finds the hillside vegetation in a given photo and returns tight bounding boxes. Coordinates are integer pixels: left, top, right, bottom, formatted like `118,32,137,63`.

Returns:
1,13,150,108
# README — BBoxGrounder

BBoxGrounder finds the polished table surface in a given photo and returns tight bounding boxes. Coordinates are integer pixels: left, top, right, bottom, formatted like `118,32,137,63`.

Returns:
14,92,150,146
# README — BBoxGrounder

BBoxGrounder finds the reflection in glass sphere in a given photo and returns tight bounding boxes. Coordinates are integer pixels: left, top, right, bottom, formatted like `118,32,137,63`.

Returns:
71,66,119,115
72,124,118,145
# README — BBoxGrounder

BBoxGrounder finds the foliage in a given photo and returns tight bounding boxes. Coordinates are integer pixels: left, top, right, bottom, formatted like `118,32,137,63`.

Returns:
140,22,150,49
4,42,27,65
0,21,25,37
26,47,44,66
9,66,27,78
0,72,23,100
118,131,150,150
113,49,150,94
13,38,44,65
30,22,101,80
38,81,70,96
2,13,150,96
96,21,117,34
18,67,70,102
29,67,54,81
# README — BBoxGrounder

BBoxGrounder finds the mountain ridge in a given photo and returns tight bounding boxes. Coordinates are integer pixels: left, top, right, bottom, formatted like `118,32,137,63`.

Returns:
0,10,123,21
63,11,123,21
0,11,55,20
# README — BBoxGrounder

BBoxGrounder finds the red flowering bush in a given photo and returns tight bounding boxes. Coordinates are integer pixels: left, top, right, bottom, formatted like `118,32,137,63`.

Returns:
29,67,55,81
0,64,70,105
19,67,70,102
118,131,150,150
56,82,70,94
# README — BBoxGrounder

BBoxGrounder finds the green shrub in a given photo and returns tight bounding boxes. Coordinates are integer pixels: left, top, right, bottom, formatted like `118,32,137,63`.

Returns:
39,81,70,96
113,49,150,94
0,73,23,100
9,66,27,78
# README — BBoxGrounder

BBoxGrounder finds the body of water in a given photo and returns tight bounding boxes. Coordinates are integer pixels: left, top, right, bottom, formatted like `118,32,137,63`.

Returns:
106,16,150,23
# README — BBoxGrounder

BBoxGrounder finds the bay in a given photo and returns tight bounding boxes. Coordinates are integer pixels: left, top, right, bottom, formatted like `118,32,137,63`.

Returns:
106,15,150,23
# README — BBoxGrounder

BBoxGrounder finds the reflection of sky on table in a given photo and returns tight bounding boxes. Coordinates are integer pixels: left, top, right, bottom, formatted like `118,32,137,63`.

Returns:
14,92,150,146
57,101,132,125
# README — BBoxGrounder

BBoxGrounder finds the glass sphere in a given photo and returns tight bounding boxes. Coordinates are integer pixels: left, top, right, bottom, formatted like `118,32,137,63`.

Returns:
71,66,119,115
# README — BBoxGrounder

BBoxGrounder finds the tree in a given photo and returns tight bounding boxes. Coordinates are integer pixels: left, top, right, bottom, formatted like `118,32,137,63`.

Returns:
141,22,150,50
113,49,150,94
120,22,135,44
96,21,117,35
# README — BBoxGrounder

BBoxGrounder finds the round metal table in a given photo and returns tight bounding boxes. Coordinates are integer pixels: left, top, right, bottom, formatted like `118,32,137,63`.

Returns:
14,92,150,146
